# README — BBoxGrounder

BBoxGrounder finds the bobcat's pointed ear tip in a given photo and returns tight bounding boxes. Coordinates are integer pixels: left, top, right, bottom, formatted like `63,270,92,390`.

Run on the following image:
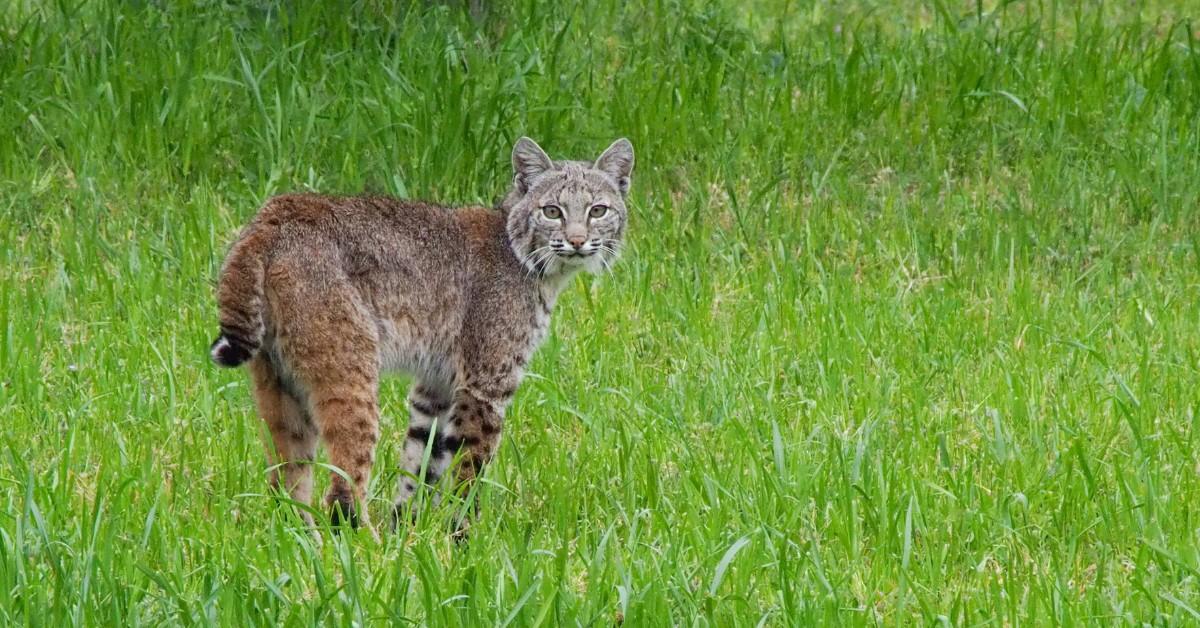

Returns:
601,138,635,166
513,136,541,153
512,136,552,165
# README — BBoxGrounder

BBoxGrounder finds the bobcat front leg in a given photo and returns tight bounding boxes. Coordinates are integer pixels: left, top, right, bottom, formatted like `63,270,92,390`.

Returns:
439,383,511,532
393,381,455,524
446,388,506,482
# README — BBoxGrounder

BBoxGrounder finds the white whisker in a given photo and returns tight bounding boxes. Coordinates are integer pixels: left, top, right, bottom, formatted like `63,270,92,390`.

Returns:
595,244,621,275
521,245,555,278
528,247,558,278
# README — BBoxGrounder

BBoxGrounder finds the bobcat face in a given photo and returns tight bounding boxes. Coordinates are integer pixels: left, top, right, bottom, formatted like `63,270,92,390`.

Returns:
506,137,634,276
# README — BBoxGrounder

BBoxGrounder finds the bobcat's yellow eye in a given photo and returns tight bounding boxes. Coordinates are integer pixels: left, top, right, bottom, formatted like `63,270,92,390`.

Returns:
541,205,563,220
588,204,609,219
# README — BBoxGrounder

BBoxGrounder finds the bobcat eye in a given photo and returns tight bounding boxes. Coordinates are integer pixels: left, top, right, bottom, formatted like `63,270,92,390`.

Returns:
588,204,609,219
541,205,563,220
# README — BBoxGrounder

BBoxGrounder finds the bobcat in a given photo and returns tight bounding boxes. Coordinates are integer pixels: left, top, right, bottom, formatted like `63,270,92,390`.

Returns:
210,137,634,535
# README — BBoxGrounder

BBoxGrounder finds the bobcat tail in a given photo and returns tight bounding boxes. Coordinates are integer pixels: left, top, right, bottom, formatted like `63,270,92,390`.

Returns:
210,231,267,368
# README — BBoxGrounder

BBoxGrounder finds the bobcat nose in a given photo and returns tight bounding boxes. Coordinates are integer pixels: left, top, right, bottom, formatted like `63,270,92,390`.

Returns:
567,235,586,249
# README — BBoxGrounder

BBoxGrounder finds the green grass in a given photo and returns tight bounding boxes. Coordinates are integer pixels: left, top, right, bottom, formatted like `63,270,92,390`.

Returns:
4,0,1200,624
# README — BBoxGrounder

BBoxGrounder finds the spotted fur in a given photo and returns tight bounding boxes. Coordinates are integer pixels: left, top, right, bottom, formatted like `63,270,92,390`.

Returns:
211,137,634,535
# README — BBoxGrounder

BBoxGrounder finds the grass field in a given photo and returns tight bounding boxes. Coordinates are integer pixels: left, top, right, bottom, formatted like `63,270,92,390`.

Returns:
4,0,1200,624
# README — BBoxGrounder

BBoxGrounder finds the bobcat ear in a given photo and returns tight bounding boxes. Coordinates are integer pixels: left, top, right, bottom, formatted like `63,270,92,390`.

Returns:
594,138,634,196
512,136,553,193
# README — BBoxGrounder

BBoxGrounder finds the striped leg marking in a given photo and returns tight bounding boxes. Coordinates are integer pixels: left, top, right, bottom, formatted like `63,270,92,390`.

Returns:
394,384,453,517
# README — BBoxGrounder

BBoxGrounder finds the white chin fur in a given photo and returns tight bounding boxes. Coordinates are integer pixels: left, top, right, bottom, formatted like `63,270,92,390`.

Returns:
563,254,610,274
539,252,610,276
583,255,607,274
555,254,602,273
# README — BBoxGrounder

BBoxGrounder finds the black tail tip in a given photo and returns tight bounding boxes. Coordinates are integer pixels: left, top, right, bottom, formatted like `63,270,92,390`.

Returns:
210,334,253,367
